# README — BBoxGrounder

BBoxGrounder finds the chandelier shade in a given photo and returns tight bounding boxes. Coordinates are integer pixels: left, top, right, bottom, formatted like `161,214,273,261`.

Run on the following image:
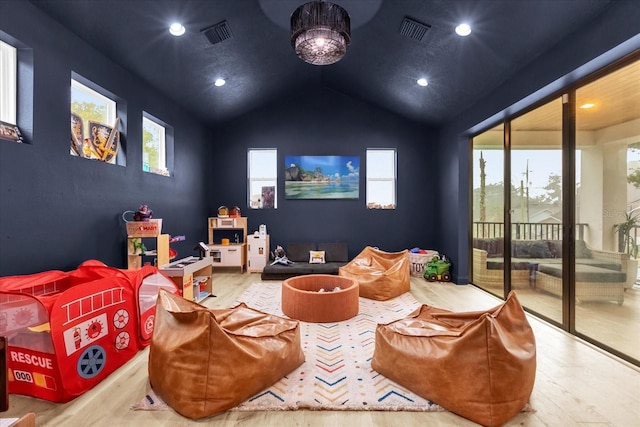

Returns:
291,1,351,66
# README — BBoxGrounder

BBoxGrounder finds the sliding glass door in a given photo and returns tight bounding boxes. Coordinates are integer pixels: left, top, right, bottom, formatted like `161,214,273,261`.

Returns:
471,54,640,365
472,124,504,297
574,58,640,361
510,98,564,323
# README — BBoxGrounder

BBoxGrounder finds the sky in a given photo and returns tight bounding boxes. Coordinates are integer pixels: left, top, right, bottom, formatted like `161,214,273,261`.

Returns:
285,155,360,179
474,149,583,197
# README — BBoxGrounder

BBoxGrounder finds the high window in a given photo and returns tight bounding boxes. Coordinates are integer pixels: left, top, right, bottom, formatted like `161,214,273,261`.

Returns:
248,149,277,209
70,77,119,163
142,114,170,176
366,149,396,209
0,40,17,125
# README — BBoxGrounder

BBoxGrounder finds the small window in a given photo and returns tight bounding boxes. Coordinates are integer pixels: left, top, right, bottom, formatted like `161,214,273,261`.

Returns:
0,40,17,125
70,77,119,163
142,114,170,176
366,149,396,209
248,149,277,209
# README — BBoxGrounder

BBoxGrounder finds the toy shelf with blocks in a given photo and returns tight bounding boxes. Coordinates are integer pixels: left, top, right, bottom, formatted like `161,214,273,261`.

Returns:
159,256,213,303
207,217,247,273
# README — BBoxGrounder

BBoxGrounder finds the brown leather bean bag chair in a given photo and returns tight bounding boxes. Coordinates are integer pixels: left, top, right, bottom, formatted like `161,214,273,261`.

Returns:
371,291,536,427
339,246,410,300
148,289,305,419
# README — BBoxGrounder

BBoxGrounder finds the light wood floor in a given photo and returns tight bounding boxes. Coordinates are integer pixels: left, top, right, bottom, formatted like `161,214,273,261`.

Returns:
3,273,640,426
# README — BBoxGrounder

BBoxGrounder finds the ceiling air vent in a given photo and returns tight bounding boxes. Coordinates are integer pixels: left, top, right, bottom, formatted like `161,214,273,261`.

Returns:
201,20,232,45
399,17,431,42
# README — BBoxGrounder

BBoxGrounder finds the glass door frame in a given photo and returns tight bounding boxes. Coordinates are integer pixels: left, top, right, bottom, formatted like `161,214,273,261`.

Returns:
469,50,640,366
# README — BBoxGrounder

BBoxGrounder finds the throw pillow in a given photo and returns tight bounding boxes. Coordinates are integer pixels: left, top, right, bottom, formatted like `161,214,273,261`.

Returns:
309,250,326,264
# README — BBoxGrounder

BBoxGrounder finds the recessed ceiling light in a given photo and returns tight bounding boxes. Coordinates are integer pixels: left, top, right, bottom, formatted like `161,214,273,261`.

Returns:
214,79,226,87
580,103,595,109
169,22,185,36
455,23,471,36
417,78,428,87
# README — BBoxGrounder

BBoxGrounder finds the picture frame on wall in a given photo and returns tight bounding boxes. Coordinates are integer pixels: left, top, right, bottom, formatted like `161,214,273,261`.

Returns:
0,120,24,143
261,186,275,208
284,155,360,200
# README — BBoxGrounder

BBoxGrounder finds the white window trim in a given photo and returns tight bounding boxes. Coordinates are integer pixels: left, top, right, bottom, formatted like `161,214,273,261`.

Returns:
366,149,397,209
248,148,277,209
142,115,168,175
0,40,17,124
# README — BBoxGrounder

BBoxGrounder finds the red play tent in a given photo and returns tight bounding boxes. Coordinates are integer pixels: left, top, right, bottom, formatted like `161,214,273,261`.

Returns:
0,260,178,402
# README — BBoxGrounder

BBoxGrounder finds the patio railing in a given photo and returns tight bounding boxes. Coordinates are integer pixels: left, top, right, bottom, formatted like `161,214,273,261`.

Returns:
473,222,588,240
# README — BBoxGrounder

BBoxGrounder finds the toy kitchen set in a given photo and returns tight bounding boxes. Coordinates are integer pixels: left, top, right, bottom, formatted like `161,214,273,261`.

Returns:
206,212,269,273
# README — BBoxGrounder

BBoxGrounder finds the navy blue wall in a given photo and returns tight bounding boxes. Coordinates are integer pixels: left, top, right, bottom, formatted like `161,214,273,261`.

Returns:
0,1,212,275
211,87,440,263
436,0,640,285
2,0,638,284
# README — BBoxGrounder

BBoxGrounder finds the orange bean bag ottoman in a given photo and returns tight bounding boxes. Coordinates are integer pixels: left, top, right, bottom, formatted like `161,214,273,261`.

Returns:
371,291,536,427
339,246,410,300
282,274,359,322
148,289,305,419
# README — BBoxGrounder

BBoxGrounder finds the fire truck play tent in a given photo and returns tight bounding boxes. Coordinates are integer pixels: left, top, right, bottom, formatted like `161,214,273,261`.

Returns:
0,260,179,402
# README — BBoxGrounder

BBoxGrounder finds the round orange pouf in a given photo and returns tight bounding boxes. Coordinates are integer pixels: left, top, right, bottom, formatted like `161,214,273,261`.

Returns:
282,274,359,323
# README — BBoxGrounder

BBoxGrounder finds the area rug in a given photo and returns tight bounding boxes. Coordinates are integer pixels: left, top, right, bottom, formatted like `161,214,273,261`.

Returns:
133,282,444,413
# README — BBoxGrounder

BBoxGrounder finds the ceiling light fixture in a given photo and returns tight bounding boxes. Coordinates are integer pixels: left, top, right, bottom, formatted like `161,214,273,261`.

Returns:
417,78,428,87
214,79,226,87
580,103,595,109
291,1,351,66
169,22,186,36
455,23,471,37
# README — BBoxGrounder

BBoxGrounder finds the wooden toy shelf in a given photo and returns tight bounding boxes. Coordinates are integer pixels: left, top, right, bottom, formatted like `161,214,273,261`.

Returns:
159,256,213,303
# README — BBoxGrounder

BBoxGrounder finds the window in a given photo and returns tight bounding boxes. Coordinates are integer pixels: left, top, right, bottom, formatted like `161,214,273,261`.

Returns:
142,114,169,176
0,40,17,125
366,149,396,209
70,77,119,163
248,149,277,209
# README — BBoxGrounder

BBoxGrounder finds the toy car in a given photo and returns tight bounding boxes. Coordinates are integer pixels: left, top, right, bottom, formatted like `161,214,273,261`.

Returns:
423,255,451,282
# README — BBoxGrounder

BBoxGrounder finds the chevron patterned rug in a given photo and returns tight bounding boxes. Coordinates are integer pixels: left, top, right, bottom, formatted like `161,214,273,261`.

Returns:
133,282,444,412
233,282,443,412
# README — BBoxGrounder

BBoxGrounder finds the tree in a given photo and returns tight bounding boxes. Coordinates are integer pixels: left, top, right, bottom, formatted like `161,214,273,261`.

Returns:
142,128,159,168
71,101,106,125
541,173,562,205
627,142,640,188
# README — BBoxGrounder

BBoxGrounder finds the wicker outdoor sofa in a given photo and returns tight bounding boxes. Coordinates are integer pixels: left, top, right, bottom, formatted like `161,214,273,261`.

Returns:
472,238,628,304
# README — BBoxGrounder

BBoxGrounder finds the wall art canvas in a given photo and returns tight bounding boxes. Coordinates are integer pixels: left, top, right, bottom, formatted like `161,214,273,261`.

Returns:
285,155,359,199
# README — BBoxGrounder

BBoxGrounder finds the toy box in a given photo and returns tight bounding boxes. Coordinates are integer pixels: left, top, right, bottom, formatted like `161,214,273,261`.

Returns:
408,249,439,277
0,260,178,402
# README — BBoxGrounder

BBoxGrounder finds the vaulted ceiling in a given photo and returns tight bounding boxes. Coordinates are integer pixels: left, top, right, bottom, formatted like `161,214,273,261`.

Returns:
30,0,615,126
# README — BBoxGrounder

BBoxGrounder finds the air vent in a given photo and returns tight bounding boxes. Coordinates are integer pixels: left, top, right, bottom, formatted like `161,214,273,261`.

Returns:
201,20,232,45
399,17,431,42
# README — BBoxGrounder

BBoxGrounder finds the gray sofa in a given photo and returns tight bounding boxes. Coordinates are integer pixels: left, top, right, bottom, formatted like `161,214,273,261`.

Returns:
472,238,628,304
260,242,349,281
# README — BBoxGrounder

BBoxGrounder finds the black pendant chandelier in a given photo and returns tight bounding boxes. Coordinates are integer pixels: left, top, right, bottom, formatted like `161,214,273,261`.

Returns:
290,1,351,66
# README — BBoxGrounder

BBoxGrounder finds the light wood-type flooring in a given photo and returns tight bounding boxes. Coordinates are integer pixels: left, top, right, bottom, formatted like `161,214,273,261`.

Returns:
3,273,639,426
